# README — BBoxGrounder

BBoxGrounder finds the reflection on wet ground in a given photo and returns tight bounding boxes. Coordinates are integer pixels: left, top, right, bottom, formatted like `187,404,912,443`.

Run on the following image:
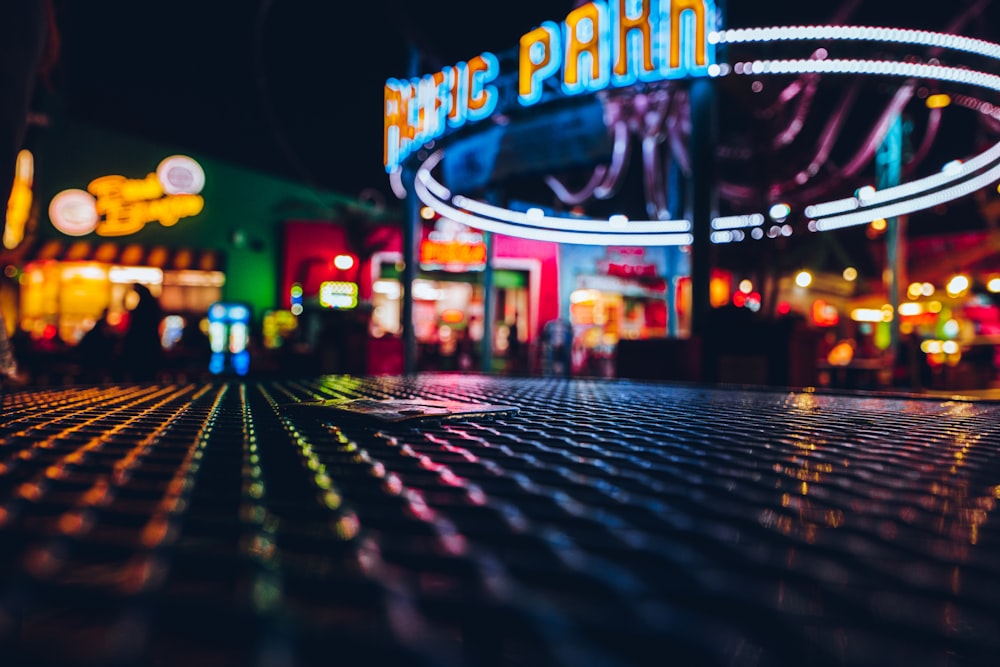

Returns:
0,375,998,666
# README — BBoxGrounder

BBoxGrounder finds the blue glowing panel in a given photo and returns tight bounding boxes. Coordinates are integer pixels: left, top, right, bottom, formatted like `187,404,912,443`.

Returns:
492,100,612,181
441,125,505,192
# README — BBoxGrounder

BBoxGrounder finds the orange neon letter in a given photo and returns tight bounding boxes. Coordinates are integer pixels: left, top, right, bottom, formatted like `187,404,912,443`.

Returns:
465,54,493,116
615,0,654,78
670,0,708,69
563,2,603,88
383,80,418,169
519,27,553,99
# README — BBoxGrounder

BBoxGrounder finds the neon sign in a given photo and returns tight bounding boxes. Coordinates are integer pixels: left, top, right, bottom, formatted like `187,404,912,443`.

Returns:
384,53,500,172
4,149,33,250
49,155,205,237
384,0,716,172
319,281,359,309
519,0,715,105
419,218,487,271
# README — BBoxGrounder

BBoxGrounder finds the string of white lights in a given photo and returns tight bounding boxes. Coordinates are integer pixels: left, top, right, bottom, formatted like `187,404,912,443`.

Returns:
714,25,1000,61
814,159,1000,230
711,214,766,230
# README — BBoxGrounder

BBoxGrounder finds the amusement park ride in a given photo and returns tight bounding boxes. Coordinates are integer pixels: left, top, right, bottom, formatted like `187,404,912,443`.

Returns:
384,0,1000,370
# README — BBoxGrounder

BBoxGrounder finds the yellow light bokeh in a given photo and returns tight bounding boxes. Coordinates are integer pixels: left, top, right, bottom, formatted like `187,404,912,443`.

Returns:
925,93,951,109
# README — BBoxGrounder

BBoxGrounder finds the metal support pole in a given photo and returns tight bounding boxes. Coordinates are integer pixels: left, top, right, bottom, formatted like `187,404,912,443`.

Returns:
877,114,905,359
481,230,495,373
402,171,420,375
689,77,717,347
666,155,685,338
401,46,421,375
686,0,726,376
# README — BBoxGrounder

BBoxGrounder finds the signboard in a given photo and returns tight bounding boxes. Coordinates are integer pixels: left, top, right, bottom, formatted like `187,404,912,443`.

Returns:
419,218,487,271
4,149,33,250
384,0,718,172
49,155,205,238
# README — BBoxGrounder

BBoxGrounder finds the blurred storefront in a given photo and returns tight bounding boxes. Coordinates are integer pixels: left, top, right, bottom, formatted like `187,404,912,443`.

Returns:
19,240,224,346
3,118,387,379
780,230,1000,392
561,244,693,377
281,215,560,375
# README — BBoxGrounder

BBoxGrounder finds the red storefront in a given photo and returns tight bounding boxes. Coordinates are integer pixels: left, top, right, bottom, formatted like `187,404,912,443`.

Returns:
280,218,559,375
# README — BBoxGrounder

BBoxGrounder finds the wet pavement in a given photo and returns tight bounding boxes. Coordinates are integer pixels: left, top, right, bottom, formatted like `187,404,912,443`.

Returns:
0,374,998,666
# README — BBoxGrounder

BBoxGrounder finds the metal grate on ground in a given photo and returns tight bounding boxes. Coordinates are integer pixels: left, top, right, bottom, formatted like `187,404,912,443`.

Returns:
1,375,999,666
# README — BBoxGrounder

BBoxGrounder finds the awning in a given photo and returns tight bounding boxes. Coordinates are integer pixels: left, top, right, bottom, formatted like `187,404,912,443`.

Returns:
24,239,224,272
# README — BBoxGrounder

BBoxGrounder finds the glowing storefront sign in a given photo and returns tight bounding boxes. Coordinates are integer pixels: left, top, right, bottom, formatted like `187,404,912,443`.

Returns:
384,0,716,172
208,302,250,376
49,155,205,237
319,281,359,309
419,218,487,271
4,149,34,250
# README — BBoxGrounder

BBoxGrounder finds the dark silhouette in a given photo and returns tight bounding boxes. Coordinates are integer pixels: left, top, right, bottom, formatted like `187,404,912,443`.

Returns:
506,317,523,374
0,315,26,385
542,318,573,377
2,0,58,387
175,318,212,378
76,309,118,383
121,284,164,381
1,0,56,211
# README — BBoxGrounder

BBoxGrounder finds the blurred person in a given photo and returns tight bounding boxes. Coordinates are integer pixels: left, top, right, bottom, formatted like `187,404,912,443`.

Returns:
76,308,117,383
0,316,27,386
506,316,523,374
121,283,164,382
160,317,212,382
542,318,573,377
2,0,59,388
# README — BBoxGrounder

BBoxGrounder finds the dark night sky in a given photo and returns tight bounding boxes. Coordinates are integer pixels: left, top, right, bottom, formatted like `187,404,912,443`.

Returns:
45,0,1000,210
49,0,580,202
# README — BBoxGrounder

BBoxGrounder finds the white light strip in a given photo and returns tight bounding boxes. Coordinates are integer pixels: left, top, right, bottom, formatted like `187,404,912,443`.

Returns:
804,143,1000,219
739,59,1000,92
860,141,1000,207
416,168,452,201
453,195,691,233
814,160,1000,230
711,230,748,244
711,213,765,230
388,167,407,199
803,198,859,218
414,163,693,246
806,144,1000,226
715,25,1000,60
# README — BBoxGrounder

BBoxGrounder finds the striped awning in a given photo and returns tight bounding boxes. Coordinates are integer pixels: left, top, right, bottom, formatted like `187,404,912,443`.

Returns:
26,240,223,271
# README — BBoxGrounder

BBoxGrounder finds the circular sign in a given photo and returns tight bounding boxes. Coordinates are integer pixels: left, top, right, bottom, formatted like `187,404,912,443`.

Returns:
157,155,205,195
48,189,99,236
